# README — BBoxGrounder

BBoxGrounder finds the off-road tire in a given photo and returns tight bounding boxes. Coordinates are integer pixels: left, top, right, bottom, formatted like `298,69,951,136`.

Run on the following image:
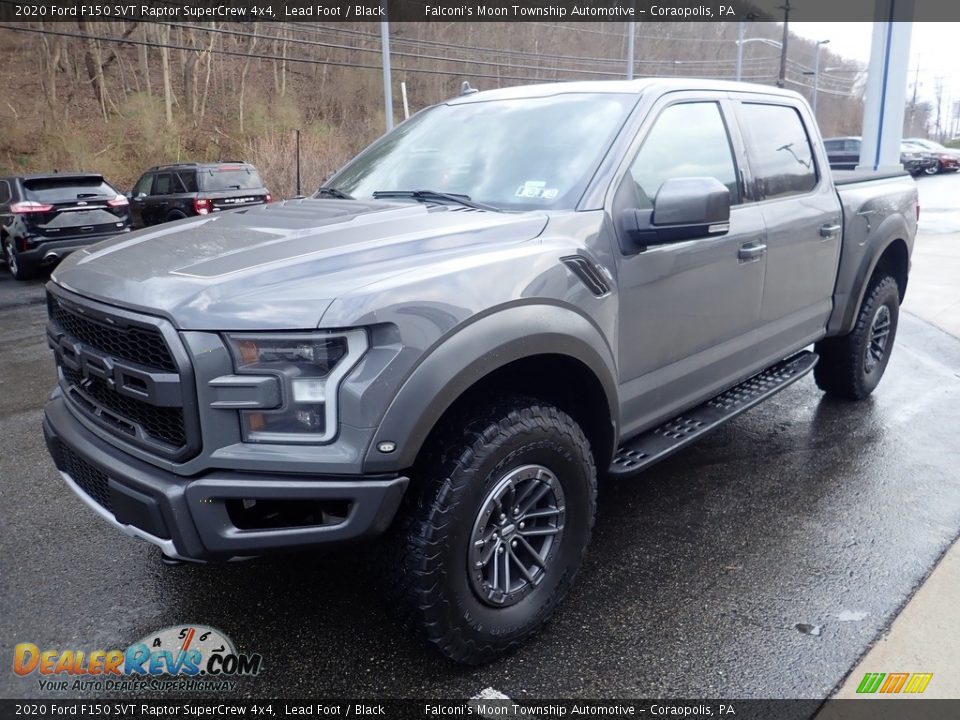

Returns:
387,395,597,664
814,274,900,400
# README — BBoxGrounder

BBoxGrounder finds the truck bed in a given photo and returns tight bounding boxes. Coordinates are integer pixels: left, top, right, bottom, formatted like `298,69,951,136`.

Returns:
832,168,910,186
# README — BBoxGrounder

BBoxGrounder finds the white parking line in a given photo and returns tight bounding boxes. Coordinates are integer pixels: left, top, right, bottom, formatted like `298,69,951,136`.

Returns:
469,688,532,718
471,688,512,701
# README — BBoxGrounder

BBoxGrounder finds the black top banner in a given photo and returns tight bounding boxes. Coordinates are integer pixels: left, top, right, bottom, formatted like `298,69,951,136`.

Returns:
1,699,958,720
0,0,950,23
3,699,960,720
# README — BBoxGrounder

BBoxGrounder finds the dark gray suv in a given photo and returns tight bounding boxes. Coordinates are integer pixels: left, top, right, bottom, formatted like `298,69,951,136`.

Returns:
128,162,271,227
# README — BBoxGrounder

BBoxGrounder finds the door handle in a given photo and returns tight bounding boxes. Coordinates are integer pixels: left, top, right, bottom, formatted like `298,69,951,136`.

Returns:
738,242,767,261
820,222,842,239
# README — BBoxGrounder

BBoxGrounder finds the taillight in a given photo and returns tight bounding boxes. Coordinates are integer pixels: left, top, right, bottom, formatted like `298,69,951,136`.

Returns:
107,194,129,208
194,198,212,215
10,201,54,214
265,193,273,203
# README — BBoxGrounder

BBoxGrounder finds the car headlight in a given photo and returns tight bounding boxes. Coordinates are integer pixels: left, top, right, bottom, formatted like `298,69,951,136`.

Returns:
224,330,368,443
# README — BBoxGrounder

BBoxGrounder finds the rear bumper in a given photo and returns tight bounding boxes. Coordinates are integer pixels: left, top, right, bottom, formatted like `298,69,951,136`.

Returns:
43,394,408,562
21,230,131,265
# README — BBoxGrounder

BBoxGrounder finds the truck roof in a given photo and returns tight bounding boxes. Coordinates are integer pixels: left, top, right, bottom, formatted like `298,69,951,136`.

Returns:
447,78,805,105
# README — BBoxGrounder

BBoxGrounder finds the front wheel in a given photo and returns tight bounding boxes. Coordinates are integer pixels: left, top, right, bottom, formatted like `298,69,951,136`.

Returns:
814,274,900,400
389,396,597,664
924,163,940,175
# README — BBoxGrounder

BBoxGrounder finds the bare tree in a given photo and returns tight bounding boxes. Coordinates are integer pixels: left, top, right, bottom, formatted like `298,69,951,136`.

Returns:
238,22,260,133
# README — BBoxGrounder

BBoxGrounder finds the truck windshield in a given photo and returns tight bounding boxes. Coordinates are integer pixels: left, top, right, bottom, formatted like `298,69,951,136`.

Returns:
328,93,637,211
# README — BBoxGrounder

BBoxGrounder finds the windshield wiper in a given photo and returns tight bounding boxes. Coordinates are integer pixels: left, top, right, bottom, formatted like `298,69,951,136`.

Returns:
372,190,500,212
315,186,354,200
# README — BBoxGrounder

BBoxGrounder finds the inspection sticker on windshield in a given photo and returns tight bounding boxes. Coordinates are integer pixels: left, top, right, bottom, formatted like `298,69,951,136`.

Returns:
515,180,548,198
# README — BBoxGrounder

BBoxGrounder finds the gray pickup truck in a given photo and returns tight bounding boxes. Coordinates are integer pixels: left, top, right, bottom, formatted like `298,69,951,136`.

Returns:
42,79,917,664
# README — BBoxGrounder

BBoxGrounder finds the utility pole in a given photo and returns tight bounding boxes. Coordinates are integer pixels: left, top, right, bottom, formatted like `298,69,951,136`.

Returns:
626,21,635,80
812,39,830,119
295,129,301,197
777,0,791,88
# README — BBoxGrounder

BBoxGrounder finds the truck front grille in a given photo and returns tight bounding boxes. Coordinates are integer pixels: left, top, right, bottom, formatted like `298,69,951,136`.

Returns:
49,295,177,372
61,366,187,448
47,289,198,461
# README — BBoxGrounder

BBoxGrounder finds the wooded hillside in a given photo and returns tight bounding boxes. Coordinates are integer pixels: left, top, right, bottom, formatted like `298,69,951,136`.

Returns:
0,21,930,197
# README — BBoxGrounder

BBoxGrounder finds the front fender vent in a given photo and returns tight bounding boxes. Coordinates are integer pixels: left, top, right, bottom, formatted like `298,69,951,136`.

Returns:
561,256,611,297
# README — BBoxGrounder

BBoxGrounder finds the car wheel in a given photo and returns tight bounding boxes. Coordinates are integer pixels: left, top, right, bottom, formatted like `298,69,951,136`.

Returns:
924,163,940,175
387,395,597,664
166,210,188,222
4,237,37,281
814,274,900,400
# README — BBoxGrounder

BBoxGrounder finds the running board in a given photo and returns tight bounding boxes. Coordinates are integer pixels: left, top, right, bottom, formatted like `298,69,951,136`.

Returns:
609,351,818,478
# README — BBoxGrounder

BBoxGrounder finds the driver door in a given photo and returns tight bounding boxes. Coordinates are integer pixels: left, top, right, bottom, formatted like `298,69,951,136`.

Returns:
129,173,153,227
613,97,767,437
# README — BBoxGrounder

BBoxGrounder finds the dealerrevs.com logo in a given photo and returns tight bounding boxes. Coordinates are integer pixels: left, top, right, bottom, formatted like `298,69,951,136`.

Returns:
14,625,263,693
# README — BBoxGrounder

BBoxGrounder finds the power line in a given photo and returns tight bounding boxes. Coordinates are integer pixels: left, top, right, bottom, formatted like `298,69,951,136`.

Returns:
0,24,779,87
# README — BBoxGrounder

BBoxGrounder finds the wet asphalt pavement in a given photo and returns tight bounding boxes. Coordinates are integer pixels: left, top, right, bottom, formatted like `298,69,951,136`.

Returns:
3,179,960,702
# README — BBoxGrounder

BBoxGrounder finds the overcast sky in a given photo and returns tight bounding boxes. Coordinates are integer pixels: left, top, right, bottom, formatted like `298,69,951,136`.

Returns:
792,22,960,131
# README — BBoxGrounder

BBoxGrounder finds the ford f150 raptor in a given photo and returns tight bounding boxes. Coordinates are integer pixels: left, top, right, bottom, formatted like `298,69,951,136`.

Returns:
42,79,918,664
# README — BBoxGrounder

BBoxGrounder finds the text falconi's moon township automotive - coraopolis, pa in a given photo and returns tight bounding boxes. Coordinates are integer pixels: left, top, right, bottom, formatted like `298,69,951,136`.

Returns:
421,4,731,17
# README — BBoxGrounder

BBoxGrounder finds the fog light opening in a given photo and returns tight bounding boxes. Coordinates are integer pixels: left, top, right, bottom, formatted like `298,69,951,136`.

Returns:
226,498,352,530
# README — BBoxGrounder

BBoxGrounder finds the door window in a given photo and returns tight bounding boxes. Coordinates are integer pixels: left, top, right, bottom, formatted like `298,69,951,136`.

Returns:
151,174,173,196
628,102,741,209
739,103,818,200
0,181,10,205
133,174,153,197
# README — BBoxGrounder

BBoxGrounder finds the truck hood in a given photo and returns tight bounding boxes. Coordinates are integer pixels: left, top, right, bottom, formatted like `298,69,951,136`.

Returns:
51,199,549,330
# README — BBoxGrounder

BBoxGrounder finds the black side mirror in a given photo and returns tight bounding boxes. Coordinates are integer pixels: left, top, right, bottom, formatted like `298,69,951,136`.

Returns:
621,177,731,253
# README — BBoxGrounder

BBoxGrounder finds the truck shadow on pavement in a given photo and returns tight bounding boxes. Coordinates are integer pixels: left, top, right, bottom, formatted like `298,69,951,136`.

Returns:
139,346,960,698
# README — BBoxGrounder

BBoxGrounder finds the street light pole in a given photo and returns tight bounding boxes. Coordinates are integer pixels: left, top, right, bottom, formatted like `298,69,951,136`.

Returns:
813,39,830,118
626,21,635,80
736,20,745,81
380,14,393,132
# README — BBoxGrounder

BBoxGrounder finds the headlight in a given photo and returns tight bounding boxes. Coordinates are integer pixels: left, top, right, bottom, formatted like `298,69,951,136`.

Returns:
225,330,368,443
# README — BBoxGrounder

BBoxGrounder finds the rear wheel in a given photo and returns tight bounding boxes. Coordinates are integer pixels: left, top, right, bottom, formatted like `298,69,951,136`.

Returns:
388,396,597,664
814,274,900,400
166,210,188,222
4,237,37,281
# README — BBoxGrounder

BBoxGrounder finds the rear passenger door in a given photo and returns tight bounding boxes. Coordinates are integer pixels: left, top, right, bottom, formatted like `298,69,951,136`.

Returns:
734,100,843,357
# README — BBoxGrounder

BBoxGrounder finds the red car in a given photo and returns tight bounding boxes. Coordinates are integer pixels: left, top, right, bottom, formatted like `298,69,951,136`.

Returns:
903,138,960,173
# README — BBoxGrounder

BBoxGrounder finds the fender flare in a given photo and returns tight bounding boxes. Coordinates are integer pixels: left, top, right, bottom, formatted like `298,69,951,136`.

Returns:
827,212,912,336
362,303,619,473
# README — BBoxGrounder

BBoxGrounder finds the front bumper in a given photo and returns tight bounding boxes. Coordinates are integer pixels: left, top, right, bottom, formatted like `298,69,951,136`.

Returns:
43,395,408,562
